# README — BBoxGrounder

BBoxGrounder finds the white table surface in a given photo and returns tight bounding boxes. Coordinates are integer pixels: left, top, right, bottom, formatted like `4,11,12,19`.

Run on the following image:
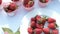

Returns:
0,0,60,34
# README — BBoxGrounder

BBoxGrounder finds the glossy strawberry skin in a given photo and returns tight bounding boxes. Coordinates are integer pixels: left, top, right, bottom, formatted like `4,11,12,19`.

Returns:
46,0,49,3
0,0,2,5
23,0,34,8
47,18,56,23
34,28,42,34
28,27,33,34
48,23,56,29
9,3,17,11
52,29,58,34
31,18,36,21
43,28,50,34
36,24,44,29
8,10,12,13
30,21,36,29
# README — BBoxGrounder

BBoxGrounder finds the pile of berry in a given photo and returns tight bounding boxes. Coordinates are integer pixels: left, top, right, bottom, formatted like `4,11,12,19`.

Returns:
4,3,18,13
23,0,34,8
28,15,58,34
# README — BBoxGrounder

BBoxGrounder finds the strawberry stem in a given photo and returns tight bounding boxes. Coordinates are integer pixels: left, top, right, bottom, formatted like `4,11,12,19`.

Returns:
55,23,58,27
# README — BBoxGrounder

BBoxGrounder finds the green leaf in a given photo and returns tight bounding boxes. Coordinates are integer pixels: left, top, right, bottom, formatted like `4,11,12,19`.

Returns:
55,23,59,27
15,27,20,34
15,31,20,34
2,28,14,34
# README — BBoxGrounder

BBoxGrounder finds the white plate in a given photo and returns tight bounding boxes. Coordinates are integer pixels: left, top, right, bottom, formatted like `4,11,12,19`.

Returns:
20,9,60,34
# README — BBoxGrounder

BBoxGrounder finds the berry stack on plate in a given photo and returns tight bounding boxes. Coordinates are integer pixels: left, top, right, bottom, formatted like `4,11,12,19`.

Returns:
28,15,59,34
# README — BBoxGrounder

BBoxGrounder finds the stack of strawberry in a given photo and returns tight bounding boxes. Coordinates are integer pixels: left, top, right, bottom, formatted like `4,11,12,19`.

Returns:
28,15,58,34
23,0,34,8
4,3,18,13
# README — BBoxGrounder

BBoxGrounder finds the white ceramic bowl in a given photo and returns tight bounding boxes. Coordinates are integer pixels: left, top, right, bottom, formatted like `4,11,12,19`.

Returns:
23,0,34,11
20,9,60,34
12,0,22,6
38,0,51,7
3,2,18,17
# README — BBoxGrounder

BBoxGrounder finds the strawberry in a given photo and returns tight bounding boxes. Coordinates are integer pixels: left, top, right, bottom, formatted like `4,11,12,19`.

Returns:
9,3,17,11
28,27,33,34
43,28,50,34
12,0,19,2
7,10,12,13
39,0,47,3
36,24,44,29
24,0,34,8
48,23,56,29
30,21,36,29
31,17,35,21
0,0,2,5
35,15,41,21
47,18,56,23
52,29,58,34
34,28,42,34
37,16,47,25
46,0,48,3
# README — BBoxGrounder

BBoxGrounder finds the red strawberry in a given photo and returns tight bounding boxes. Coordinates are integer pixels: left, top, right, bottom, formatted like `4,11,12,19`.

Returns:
0,0,2,5
25,4,30,7
30,21,36,29
34,28,42,34
7,10,12,13
35,15,41,21
46,0,48,3
52,29,58,34
43,28,50,34
31,17,35,21
9,3,17,11
12,0,19,2
47,18,56,23
28,27,33,34
48,23,56,29
36,24,44,29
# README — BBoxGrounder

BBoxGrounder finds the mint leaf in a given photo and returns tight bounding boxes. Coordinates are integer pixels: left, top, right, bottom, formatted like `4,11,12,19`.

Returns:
15,27,20,34
2,28,14,34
